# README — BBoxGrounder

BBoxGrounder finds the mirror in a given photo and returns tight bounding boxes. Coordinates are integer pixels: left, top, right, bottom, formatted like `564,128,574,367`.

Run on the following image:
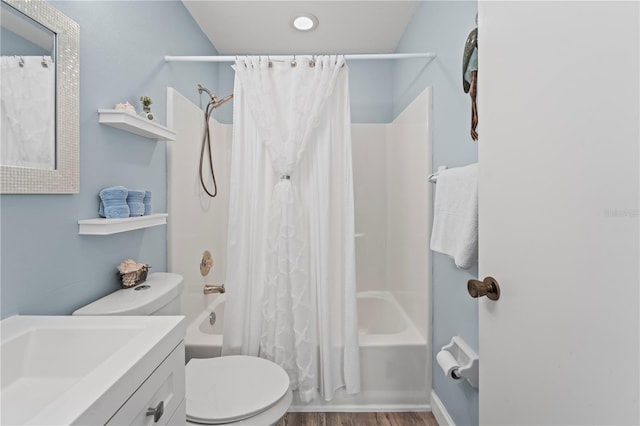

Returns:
1,3,56,170
0,0,79,193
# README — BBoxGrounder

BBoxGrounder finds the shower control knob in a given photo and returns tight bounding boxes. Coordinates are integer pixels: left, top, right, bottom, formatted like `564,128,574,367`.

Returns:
467,277,501,300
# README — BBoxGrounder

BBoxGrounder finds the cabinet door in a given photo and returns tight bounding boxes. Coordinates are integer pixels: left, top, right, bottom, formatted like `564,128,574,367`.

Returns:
107,344,185,425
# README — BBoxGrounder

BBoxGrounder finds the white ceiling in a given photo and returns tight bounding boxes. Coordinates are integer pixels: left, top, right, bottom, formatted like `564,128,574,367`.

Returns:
182,1,420,55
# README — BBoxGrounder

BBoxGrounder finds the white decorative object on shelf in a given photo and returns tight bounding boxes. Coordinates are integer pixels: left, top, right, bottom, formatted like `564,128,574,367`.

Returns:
114,102,136,114
78,213,168,235
98,109,176,141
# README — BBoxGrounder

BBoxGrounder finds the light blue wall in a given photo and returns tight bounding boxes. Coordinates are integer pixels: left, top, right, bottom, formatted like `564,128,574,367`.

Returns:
1,28,52,56
393,2,478,425
0,1,218,319
347,60,394,123
1,2,54,56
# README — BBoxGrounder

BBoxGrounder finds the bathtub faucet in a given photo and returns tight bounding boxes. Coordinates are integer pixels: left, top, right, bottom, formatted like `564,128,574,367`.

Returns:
204,284,226,294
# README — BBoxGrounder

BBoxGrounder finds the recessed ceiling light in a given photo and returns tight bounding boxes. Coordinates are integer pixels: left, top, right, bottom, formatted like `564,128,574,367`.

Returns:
293,14,318,32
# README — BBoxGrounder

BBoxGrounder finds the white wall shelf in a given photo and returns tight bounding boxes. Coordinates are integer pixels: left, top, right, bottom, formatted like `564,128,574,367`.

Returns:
78,213,168,235
98,109,176,141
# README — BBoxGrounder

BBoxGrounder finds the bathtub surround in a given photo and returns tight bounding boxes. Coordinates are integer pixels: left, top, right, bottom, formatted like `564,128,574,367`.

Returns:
351,87,433,342
383,88,432,341
223,56,359,403
167,87,231,299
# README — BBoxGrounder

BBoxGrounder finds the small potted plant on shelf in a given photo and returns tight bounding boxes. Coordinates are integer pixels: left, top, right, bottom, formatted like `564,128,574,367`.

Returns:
139,95,153,120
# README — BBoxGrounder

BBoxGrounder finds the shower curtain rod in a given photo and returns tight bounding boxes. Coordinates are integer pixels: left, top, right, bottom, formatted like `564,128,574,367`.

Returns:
164,52,436,62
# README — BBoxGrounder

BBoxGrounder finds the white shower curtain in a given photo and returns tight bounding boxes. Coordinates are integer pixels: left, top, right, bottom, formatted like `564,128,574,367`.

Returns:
1,56,55,169
223,55,360,402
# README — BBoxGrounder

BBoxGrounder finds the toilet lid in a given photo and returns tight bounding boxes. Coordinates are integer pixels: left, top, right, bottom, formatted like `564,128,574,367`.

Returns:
186,355,290,425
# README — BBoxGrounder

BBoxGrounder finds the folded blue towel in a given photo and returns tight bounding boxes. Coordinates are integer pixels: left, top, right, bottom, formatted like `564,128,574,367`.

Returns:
99,186,129,218
129,203,144,216
104,204,130,218
127,189,146,217
127,189,145,202
99,186,128,201
143,190,152,215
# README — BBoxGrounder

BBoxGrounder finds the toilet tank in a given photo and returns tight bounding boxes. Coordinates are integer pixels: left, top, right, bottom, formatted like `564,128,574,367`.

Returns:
73,272,183,316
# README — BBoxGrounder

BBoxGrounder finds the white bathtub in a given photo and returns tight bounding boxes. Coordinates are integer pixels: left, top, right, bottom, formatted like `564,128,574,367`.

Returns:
182,293,225,361
182,291,428,410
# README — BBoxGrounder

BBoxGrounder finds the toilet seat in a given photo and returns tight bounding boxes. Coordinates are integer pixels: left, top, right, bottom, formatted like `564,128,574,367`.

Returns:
186,388,292,426
185,356,290,425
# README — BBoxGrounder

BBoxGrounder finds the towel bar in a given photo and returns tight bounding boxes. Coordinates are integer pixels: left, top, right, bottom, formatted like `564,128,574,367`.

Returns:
428,165,448,183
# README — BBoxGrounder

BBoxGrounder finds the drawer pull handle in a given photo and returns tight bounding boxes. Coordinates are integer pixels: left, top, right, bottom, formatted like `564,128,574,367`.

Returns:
146,400,164,423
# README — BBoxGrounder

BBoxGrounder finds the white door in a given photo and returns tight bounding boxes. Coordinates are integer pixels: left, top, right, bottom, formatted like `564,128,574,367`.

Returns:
478,2,639,425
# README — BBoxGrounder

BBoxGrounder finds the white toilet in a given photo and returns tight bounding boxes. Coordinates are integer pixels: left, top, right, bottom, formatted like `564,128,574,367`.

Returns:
73,272,292,425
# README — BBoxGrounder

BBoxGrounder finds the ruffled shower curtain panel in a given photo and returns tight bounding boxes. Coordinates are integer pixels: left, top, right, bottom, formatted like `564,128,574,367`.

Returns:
0,56,55,169
223,55,360,402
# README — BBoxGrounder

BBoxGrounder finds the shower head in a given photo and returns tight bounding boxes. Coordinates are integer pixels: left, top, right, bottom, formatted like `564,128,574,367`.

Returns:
198,84,233,108
212,94,233,108
197,84,215,100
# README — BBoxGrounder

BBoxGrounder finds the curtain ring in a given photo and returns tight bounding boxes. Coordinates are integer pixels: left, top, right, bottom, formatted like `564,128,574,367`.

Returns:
291,55,297,68
268,56,273,68
309,55,316,68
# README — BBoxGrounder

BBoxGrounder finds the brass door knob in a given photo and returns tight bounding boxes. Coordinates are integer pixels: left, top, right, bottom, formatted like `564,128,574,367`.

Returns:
467,276,501,300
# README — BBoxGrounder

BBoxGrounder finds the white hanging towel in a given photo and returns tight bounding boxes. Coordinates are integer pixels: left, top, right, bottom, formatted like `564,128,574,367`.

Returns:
430,163,478,269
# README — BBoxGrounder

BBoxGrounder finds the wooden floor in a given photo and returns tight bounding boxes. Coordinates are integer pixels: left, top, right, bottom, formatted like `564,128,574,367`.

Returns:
276,411,438,426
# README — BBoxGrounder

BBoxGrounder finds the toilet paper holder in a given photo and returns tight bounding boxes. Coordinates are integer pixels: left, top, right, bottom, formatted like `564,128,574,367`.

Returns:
438,336,479,388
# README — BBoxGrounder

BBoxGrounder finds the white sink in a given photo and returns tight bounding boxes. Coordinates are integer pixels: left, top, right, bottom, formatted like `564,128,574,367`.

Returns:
1,315,185,425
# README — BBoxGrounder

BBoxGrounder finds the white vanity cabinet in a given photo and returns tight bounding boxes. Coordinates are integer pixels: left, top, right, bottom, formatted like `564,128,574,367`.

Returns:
0,316,186,426
107,343,185,425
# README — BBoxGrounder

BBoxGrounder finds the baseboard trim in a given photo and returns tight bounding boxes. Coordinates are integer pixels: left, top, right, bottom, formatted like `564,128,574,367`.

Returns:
288,403,431,413
431,391,455,426
287,389,431,413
